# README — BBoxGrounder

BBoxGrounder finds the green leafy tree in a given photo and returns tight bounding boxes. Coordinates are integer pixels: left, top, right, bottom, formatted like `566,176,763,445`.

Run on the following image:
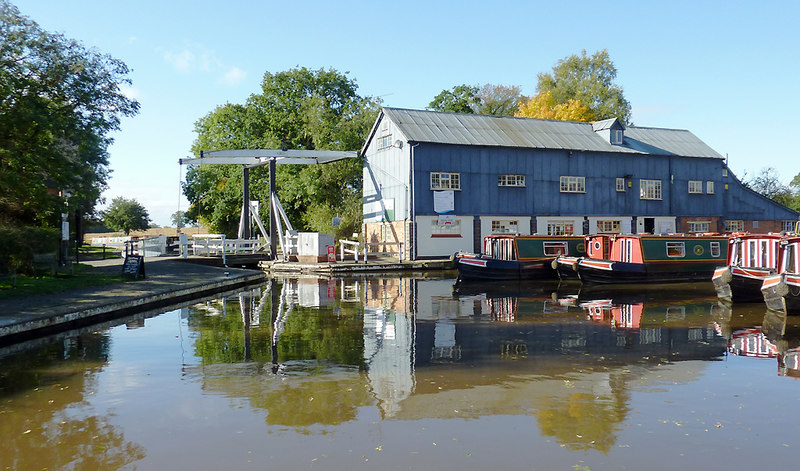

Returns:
103,197,151,235
744,167,799,210
185,67,379,237
0,1,139,227
427,84,479,113
170,210,190,228
473,83,524,116
535,49,631,123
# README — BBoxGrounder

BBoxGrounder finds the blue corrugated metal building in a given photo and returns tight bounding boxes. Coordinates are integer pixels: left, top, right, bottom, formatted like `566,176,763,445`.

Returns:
362,108,798,259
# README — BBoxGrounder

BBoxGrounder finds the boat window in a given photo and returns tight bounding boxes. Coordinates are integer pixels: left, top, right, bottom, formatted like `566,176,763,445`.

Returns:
543,242,568,256
710,242,721,258
761,241,769,267
666,242,685,257
748,240,758,266
785,245,797,274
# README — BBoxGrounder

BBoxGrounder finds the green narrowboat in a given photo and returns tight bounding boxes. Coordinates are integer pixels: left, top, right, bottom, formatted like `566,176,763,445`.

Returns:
576,234,729,284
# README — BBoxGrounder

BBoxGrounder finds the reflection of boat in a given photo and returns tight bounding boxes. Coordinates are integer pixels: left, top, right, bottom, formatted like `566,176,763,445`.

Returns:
555,234,611,280
761,235,800,315
578,288,720,330
576,234,728,284
456,234,585,280
713,234,781,302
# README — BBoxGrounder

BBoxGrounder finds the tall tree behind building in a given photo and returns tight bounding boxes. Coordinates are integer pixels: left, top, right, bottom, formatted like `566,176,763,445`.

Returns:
517,49,631,123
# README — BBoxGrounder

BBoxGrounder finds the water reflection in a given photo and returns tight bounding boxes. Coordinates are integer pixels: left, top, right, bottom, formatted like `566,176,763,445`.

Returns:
0,334,145,470
178,277,740,451
3,275,800,468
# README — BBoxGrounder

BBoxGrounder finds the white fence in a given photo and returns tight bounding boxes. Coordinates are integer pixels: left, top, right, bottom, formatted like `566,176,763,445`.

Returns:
187,234,264,256
339,240,403,262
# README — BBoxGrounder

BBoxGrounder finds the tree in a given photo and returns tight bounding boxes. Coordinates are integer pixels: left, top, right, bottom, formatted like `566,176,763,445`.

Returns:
744,167,799,210
170,210,190,228
0,2,139,227
534,49,631,123
103,197,151,235
427,84,479,113
473,83,524,116
516,90,596,121
185,67,379,237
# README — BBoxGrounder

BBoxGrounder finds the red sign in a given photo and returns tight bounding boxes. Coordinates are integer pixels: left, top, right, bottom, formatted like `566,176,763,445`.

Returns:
327,245,336,263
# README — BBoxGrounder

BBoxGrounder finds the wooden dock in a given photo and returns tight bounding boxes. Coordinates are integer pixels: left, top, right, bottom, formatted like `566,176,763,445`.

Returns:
259,256,455,275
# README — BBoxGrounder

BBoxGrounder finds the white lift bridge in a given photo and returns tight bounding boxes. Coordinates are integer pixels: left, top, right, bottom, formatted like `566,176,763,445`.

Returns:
179,149,357,260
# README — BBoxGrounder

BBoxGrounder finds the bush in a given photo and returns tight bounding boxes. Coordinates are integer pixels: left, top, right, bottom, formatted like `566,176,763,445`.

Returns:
0,226,60,275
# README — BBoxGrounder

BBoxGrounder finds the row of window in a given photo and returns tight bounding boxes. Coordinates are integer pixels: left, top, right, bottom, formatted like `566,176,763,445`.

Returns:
430,172,714,199
432,218,797,238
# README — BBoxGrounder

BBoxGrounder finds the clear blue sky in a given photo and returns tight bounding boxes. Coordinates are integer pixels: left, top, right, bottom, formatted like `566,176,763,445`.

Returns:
15,0,800,226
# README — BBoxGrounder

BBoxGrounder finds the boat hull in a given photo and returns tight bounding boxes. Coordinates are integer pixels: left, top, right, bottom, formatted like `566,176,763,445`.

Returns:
554,256,580,280
713,266,774,302
577,259,721,285
456,255,557,281
762,274,800,315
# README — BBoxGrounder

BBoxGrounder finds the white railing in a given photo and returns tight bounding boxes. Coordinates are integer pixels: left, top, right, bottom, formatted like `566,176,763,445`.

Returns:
363,242,404,262
189,234,263,256
340,239,361,262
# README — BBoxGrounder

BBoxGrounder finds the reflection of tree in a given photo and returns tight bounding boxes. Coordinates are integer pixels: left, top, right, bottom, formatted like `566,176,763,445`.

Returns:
0,334,145,469
259,375,371,429
189,299,273,364
187,284,370,432
533,373,629,453
277,305,364,367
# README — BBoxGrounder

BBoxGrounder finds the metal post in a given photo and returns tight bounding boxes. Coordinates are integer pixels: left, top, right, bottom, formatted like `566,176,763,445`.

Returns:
269,157,277,261
242,166,250,240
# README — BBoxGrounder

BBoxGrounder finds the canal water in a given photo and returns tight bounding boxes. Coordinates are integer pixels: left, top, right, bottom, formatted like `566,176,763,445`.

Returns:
1,275,799,470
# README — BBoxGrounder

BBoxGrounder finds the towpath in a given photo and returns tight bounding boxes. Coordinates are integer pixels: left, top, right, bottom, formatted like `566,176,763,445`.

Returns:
0,257,265,345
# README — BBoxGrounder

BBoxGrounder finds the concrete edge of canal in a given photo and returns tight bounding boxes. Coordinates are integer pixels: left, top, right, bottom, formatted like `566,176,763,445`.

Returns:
0,258,267,347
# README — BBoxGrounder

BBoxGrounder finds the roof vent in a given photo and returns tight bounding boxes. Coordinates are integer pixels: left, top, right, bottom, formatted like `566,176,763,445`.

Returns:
592,118,625,145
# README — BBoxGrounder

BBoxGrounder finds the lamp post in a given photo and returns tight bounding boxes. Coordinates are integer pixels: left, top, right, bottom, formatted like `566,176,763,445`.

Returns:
59,190,72,266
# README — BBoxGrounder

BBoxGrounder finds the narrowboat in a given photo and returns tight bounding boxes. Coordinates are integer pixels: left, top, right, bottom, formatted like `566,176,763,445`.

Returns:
712,234,782,302
455,234,585,281
575,234,728,284
554,234,611,280
761,236,800,314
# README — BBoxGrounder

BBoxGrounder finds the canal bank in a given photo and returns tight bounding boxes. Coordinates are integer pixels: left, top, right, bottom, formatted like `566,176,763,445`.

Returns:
0,257,265,346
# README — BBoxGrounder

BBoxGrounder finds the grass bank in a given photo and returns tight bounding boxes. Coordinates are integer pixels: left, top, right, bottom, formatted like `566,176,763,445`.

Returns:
0,264,125,300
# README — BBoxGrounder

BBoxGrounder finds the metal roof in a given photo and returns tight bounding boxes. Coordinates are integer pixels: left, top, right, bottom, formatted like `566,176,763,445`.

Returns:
381,107,723,159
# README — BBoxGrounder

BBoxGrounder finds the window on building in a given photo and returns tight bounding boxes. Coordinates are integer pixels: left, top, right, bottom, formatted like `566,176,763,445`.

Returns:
491,220,519,234
640,179,662,200
722,168,728,177
688,180,703,194
616,178,625,192
547,222,574,236
543,241,569,256
727,220,745,232
688,221,711,233
498,174,525,187
377,134,393,150
784,220,798,232
560,176,585,193
753,221,759,229
666,242,686,257
430,172,460,190
611,129,624,145
706,181,715,194
431,218,461,237
596,220,621,233
710,242,721,257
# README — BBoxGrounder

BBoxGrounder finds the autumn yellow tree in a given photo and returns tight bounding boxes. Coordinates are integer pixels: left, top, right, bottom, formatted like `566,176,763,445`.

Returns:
515,91,596,122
